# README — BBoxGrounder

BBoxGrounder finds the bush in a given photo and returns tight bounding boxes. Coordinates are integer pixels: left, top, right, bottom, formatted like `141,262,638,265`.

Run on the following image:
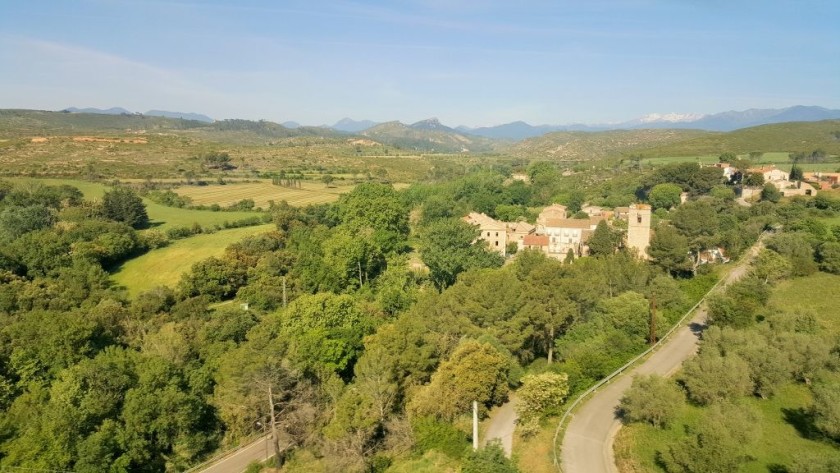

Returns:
139,230,169,249
619,374,684,428
411,416,469,459
462,442,518,473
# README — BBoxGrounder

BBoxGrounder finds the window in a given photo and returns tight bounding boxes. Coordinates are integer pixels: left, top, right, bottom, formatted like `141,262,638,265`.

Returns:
637,214,642,223
495,241,499,246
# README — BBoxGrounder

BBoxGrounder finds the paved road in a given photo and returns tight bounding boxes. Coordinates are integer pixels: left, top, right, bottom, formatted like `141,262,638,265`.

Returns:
483,397,518,456
194,435,273,473
561,242,761,473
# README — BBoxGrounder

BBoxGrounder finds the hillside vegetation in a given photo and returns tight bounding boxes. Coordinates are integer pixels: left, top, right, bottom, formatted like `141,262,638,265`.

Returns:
361,120,499,153
636,120,840,157
510,129,710,160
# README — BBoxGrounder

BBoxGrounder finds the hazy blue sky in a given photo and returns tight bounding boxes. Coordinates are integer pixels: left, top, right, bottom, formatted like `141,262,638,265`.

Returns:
1,0,838,126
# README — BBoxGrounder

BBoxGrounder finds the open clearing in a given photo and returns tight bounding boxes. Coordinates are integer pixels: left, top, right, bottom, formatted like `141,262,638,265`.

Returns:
111,224,275,297
4,177,263,230
174,180,354,208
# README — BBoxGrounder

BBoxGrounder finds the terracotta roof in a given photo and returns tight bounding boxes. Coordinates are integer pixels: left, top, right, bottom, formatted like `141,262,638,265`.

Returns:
463,212,505,229
523,234,549,246
630,203,651,210
507,221,535,233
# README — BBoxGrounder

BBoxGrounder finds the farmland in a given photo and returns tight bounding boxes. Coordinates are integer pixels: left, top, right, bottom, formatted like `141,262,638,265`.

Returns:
174,180,354,208
111,223,276,297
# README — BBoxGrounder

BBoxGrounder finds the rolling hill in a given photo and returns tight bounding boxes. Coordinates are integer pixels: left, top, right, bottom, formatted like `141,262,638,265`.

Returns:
510,128,711,160
361,118,498,153
634,120,840,157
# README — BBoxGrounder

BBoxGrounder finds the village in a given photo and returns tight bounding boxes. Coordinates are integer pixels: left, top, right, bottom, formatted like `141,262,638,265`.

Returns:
466,160,833,263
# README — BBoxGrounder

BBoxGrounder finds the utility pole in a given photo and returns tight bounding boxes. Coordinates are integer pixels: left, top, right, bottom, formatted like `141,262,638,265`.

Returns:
358,261,363,287
472,400,479,451
649,296,657,346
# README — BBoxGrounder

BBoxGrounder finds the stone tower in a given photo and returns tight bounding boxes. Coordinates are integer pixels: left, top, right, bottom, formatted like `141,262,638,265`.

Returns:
627,204,651,259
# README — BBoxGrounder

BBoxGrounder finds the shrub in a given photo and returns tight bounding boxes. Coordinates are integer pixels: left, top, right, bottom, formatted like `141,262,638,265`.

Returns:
411,416,469,459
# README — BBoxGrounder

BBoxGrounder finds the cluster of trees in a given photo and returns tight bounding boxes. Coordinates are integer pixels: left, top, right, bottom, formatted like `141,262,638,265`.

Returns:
619,224,840,472
648,194,768,275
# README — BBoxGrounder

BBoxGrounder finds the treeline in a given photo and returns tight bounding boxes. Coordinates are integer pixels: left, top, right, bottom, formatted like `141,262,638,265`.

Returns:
619,199,840,472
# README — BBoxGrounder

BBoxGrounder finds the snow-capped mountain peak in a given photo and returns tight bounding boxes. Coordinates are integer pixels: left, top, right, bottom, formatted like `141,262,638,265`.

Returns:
637,112,708,123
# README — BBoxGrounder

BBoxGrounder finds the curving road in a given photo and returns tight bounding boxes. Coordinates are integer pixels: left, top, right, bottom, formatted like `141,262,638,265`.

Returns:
191,435,273,473
483,397,518,456
561,242,762,473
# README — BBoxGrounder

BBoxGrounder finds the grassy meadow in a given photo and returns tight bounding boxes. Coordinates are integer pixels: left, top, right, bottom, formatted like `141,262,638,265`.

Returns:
615,272,840,472
111,223,275,297
175,180,353,208
4,177,263,230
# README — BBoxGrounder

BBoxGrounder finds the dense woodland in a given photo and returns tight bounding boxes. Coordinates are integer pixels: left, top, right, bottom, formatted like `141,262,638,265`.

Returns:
1,159,839,472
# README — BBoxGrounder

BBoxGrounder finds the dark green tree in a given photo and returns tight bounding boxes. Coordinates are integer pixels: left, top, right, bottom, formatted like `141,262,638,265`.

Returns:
587,220,619,257
102,187,148,229
760,183,782,203
419,219,504,290
648,225,691,275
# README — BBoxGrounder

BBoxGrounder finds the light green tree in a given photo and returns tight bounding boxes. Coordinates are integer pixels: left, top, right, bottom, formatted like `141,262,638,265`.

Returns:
619,374,684,428
648,183,683,210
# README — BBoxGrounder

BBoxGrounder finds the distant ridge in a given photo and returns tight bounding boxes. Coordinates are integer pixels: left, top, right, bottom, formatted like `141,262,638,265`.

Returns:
61,106,214,123
332,118,379,133
63,106,133,115
145,110,214,123
361,118,496,153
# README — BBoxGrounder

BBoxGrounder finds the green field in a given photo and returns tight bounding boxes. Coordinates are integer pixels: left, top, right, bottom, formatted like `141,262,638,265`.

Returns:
615,272,840,472
4,178,263,230
111,224,275,297
769,272,840,335
175,180,353,208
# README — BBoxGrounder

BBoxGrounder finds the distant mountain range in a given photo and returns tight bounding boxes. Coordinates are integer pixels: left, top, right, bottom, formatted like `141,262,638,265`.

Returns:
456,106,840,139
59,105,840,141
62,107,214,123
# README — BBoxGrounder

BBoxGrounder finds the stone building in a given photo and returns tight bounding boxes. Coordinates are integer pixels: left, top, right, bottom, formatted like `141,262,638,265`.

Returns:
626,204,652,259
463,212,508,256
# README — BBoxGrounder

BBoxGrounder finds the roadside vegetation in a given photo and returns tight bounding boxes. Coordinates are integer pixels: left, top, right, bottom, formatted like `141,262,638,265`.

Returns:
614,194,840,473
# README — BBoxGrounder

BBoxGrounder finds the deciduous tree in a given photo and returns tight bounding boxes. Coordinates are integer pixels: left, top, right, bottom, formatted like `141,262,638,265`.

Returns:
619,374,684,428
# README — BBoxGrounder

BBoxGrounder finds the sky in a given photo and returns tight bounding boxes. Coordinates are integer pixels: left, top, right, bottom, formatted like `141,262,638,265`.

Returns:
1,0,838,127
